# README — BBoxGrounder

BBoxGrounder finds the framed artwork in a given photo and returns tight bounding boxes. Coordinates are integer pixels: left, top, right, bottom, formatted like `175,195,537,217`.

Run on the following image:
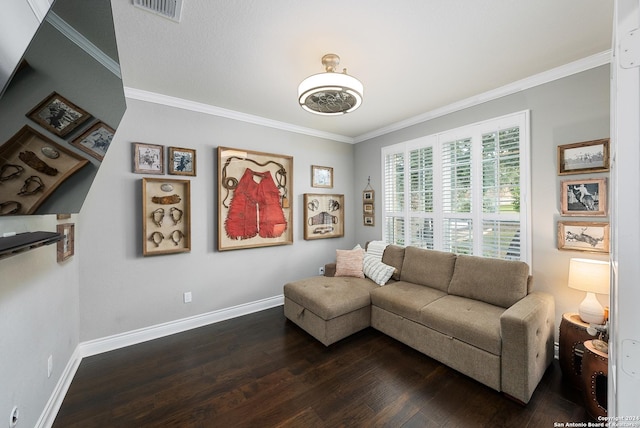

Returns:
364,215,375,226
558,139,609,175
71,121,114,161
560,178,607,216
142,177,191,256
303,193,344,240
363,203,374,213
56,223,75,262
168,147,196,176
26,92,92,137
363,190,375,201
311,165,333,188
218,146,293,251
558,221,609,254
0,126,89,214
133,143,164,174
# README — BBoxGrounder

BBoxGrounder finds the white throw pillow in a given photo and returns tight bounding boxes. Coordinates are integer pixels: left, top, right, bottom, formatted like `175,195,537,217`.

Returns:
363,254,395,285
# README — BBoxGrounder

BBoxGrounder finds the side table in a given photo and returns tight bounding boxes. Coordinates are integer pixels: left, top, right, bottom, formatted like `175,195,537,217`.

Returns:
581,340,608,419
559,312,591,389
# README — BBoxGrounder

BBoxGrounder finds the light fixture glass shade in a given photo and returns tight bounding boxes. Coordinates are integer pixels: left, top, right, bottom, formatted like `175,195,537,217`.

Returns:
298,54,363,115
567,258,610,324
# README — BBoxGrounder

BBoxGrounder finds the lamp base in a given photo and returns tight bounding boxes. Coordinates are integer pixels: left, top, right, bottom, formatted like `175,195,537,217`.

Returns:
578,292,605,324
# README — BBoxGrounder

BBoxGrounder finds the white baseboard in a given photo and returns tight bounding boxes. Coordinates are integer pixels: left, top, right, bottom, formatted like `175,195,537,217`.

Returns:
37,295,284,428
35,347,82,428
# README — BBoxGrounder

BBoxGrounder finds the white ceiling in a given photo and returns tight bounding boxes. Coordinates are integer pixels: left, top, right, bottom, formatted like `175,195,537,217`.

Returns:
109,0,614,142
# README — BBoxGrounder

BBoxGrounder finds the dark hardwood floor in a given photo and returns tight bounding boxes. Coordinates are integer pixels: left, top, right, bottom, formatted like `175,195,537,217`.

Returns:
54,307,591,427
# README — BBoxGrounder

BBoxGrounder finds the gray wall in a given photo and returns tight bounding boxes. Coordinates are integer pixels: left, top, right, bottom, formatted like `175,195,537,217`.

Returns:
77,98,357,341
353,65,611,338
0,64,611,426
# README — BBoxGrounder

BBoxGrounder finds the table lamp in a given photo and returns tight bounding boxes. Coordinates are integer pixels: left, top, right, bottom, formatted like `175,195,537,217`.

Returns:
567,258,610,324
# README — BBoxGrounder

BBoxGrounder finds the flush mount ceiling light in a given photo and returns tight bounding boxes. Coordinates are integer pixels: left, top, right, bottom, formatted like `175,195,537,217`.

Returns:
298,53,363,115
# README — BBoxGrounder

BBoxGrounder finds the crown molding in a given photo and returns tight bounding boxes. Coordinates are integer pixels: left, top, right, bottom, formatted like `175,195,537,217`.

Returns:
353,50,611,143
124,87,355,143
45,12,121,78
125,51,610,145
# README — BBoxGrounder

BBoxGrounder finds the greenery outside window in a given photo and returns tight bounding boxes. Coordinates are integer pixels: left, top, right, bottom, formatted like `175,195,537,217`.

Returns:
382,111,531,263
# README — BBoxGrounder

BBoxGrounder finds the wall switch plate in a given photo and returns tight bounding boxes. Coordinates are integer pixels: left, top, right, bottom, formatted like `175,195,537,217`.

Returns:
183,291,192,303
318,266,325,275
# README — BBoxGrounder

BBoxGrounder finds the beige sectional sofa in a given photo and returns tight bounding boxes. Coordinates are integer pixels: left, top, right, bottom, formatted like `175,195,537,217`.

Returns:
283,244,555,404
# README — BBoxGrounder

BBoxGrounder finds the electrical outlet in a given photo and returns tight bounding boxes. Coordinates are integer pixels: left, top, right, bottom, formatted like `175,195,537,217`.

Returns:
47,355,53,378
183,291,192,303
318,266,325,275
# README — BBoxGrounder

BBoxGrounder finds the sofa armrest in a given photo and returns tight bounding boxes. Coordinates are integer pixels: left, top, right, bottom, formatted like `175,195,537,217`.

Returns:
500,291,555,403
324,262,336,277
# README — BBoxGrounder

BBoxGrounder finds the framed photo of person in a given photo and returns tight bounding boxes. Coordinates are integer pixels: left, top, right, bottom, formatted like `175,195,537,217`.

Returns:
560,178,607,216
133,143,164,174
558,139,609,175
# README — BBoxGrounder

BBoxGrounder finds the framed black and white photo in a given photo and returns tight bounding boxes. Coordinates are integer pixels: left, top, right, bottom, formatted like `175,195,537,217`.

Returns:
168,147,196,176
71,121,114,161
133,143,164,174
560,178,607,216
558,221,609,254
27,92,92,137
558,139,609,175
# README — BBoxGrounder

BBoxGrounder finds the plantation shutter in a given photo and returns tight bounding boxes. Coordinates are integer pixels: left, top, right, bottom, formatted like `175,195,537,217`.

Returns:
381,111,530,263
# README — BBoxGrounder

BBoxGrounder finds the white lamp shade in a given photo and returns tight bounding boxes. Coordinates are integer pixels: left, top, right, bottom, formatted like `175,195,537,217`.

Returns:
567,258,610,294
567,258,610,324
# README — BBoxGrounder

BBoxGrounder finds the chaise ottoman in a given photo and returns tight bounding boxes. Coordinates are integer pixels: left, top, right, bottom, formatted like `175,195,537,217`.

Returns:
283,275,379,346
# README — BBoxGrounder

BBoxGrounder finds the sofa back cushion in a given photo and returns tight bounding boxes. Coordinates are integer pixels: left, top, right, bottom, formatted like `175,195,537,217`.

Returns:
447,255,529,307
400,246,457,292
381,245,405,281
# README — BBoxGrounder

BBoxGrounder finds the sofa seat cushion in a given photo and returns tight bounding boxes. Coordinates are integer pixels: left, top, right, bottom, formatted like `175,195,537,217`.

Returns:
419,295,505,355
370,281,446,323
284,276,377,320
399,247,457,292
448,254,529,308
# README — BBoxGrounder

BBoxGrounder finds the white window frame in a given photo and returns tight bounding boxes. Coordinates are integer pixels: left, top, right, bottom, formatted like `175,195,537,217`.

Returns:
381,110,531,264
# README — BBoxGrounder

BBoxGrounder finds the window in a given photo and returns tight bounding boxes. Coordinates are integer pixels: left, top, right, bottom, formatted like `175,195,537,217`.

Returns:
382,111,530,262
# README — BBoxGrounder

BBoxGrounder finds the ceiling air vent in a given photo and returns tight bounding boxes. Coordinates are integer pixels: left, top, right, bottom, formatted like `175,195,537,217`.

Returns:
133,0,183,23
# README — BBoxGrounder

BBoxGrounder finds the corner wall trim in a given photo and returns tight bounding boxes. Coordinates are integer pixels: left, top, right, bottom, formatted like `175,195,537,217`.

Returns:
79,295,284,358
35,347,82,428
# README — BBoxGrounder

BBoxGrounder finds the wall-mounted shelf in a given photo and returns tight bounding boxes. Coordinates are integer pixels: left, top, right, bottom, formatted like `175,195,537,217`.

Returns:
0,231,63,259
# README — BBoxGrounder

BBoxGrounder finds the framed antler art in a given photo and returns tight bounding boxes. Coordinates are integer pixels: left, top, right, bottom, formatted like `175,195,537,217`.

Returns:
303,193,344,240
217,147,293,251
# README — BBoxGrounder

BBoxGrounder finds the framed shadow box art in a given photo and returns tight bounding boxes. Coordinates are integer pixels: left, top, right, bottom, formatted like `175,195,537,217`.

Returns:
27,92,92,138
218,147,293,251
71,121,115,161
561,178,607,216
133,143,164,174
304,193,344,240
558,221,609,254
558,139,610,175
142,178,191,256
168,147,196,176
